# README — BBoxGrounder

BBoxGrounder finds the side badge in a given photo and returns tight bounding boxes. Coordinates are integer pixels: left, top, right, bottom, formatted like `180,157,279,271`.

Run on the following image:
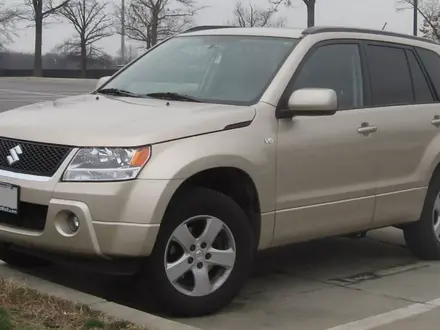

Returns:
264,138,274,144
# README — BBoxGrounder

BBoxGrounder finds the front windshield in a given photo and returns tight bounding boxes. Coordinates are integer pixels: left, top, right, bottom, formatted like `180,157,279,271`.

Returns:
102,35,299,105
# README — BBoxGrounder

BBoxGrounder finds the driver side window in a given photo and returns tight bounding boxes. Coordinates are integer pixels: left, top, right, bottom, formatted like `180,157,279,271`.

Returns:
290,43,364,110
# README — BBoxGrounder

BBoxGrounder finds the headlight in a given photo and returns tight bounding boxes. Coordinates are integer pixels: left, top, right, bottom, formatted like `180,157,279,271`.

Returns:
62,146,151,182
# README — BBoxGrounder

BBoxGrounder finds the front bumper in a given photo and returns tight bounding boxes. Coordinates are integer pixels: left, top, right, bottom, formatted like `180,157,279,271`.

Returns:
0,167,183,258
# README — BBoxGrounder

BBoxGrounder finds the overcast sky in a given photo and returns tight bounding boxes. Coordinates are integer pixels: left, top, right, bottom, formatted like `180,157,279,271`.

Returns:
4,0,419,56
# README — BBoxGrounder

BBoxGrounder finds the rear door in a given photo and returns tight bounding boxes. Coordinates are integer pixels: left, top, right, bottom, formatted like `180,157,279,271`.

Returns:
366,42,440,228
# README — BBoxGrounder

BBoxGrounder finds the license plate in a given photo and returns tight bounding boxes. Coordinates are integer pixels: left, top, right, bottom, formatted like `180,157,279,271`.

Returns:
0,182,19,215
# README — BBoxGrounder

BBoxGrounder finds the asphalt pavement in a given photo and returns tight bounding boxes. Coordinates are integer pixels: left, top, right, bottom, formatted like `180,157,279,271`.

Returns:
1,77,440,330
0,77,96,113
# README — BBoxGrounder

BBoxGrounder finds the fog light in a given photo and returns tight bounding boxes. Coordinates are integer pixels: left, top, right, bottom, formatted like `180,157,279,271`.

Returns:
67,214,80,233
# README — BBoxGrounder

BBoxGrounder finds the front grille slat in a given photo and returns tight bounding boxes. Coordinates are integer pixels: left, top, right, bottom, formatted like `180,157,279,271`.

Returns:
0,138,72,177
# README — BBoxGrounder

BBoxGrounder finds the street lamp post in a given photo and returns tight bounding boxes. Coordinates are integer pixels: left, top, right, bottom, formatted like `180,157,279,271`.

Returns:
121,0,126,63
413,0,418,36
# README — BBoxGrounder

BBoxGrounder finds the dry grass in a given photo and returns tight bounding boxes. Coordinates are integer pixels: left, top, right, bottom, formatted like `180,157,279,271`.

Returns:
0,279,148,330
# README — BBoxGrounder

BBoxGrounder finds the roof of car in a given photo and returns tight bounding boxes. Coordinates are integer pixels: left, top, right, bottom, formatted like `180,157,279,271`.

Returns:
303,26,438,45
181,25,439,46
182,26,305,38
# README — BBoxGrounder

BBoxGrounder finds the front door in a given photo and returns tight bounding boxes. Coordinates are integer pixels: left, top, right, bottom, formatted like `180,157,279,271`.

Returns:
273,41,378,246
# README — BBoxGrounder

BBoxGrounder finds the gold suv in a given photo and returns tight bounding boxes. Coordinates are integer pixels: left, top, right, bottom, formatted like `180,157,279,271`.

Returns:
1,26,440,317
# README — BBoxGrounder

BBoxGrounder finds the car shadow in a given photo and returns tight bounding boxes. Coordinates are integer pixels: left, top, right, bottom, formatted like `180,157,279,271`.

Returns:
14,228,416,320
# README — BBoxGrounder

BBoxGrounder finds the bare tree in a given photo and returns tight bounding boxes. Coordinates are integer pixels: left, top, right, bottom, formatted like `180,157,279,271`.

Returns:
229,1,286,27
117,43,139,63
126,44,139,61
420,1,440,41
22,0,71,76
271,0,316,27
58,0,113,77
398,0,440,41
55,40,110,68
115,0,204,49
0,2,20,50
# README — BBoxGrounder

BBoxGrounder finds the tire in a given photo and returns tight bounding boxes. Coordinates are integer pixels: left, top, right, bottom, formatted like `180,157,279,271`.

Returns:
146,187,256,317
0,244,51,268
404,173,440,260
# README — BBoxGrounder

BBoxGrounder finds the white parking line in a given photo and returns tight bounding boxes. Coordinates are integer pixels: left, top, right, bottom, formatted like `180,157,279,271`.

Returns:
0,100,50,102
326,298,440,330
0,88,69,97
0,95,57,99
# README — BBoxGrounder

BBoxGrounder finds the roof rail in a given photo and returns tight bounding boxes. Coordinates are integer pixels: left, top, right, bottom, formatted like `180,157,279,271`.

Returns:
302,26,438,45
182,25,236,34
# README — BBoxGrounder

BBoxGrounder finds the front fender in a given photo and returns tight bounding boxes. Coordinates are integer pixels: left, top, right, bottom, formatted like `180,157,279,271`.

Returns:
138,122,277,213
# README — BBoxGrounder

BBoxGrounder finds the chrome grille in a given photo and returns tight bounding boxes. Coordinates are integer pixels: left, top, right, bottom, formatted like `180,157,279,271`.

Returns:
0,137,72,177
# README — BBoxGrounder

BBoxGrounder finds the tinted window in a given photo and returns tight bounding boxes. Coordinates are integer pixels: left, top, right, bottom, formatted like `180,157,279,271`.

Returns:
416,47,440,99
291,43,364,110
367,45,413,106
406,50,434,103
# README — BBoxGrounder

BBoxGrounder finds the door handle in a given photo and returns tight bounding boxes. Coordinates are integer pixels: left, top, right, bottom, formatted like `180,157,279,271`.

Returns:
432,115,440,127
357,123,378,135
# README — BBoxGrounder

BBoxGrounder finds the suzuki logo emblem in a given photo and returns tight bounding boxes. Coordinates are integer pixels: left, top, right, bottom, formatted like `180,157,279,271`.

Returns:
7,145,23,165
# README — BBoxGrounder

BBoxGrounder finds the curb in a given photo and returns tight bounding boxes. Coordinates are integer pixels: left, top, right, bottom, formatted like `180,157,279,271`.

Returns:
0,264,202,330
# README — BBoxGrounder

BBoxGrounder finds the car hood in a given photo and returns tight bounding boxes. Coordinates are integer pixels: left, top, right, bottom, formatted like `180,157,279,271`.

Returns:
0,94,256,147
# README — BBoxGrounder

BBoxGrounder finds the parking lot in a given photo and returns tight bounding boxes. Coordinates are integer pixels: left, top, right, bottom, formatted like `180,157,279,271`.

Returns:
2,77,440,330
0,77,96,113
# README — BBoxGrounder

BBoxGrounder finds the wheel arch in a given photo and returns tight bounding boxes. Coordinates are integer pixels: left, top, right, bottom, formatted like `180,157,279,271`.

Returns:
429,162,440,186
165,166,262,248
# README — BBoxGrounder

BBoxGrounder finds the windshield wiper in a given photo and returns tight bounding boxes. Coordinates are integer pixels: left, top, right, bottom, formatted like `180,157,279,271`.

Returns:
145,92,201,103
97,88,141,98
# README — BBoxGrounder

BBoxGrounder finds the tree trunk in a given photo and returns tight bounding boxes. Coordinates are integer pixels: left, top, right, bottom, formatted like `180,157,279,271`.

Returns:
80,39,87,78
151,19,158,46
33,12,43,77
306,0,316,28
146,26,152,49
151,7,158,47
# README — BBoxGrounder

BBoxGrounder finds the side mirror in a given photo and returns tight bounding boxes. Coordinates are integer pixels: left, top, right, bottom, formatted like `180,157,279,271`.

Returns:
278,88,338,118
96,76,111,89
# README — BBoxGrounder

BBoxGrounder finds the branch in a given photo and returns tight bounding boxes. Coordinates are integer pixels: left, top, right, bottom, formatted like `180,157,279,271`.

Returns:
230,0,285,27
120,0,205,48
43,0,71,17
399,0,440,41
0,2,21,49
60,0,112,46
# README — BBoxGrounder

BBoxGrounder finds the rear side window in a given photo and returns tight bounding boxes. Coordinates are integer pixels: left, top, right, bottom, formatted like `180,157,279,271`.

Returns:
406,50,434,103
416,47,440,99
366,44,413,106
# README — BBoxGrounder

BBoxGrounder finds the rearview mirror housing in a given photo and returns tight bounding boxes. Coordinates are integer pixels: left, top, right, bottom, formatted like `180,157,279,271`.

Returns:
277,88,338,118
96,76,111,89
